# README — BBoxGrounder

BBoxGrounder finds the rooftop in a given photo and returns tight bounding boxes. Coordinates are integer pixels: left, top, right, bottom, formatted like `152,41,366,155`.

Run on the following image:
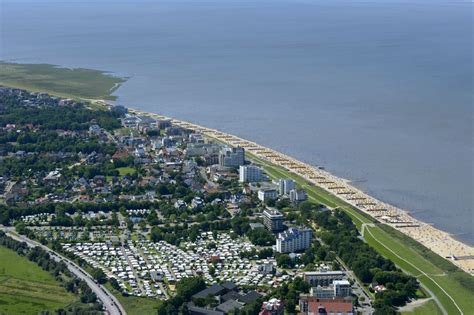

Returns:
263,208,283,218
193,284,226,299
216,299,244,313
238,290,262,305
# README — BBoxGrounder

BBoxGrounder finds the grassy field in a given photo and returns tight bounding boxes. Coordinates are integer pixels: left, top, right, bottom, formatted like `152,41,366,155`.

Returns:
104,283,161,315
0,246,76,314
246,152,473,315
402,299,443,315
117,166,137,176
0,62,125,100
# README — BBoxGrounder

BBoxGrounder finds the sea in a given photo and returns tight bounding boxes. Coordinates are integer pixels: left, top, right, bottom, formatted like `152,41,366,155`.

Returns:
1,0,472,245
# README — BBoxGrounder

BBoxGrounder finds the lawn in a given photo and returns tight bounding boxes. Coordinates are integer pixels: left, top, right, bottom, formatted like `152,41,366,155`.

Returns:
0,246,76,314
104,283,162,315
245,152,473,315
115,127,137,136
401,299,443,315
117,166,137,176
0,62,125,100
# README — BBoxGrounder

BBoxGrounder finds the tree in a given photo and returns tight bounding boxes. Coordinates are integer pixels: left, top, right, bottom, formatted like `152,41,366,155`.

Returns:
265,199,276,207
91,268,107,284
258,248,274,259
247,228,275,246
73,211,85,226
301,246,316,265
206,242,217,250
110,211,119,227
109,277,121,290
150,226,162,242
209,265,216,276
146,210,160,225
126,218,134,232
138,219,147,231
231,216,250,236
176,277,206,300
276,253,294,268
373,302,396,315
14,222,27,235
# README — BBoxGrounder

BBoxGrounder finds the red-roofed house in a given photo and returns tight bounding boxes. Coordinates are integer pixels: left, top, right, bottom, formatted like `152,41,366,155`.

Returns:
112,149,129,160
299,296,353,315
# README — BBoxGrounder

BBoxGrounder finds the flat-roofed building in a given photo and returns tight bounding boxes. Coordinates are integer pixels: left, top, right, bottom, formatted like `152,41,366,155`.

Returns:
308,279,352,299
334,280,352,297
263,208,284,232
278,179,295,195
258,189,278,202
218,146,245,168
310,286,334,299
303,270,345,287
299,296,354,315
239,165,263,183
156,119,172,129
276,227,312,253
289,188,308,204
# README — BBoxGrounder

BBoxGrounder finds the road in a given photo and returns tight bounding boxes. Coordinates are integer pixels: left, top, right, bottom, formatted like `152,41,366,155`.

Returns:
137,246,169,299
1,227,126,315
120,243,145,295
335,256,374,315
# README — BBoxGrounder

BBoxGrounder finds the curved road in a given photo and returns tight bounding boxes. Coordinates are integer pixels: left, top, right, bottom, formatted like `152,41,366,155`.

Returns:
1,228,126,315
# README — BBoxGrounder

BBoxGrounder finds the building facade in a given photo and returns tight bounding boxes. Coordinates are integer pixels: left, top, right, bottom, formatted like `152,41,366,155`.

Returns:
218,146,245,168
276,227,312,253
310,286,335,299
258,189,278,202
308,280,352,299
239,165,263,183
289,188,308,204
278,179,295,195
262,208,285,232
334,280,352,297
303,271,345,287
298,296,354,315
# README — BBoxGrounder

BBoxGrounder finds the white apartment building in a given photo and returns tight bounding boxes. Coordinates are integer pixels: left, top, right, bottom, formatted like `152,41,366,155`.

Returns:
258,189,278,202
263,208,285,232
239,165,263,183
276,227,312,253
334,280,352,297
309,279,352,298
218,146,245,168
289,188,308,204
278,179,295,195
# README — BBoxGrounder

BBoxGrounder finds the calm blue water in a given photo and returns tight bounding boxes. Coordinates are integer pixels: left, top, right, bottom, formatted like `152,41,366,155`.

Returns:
1,0,472,244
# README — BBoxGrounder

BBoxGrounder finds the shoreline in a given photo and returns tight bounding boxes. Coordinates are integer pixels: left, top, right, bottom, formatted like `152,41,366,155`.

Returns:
112,104,474,275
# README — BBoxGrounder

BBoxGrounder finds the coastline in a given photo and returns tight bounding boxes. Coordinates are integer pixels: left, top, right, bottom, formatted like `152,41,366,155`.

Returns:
115,104,474,275
1,61,471,260
2,90,471,313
